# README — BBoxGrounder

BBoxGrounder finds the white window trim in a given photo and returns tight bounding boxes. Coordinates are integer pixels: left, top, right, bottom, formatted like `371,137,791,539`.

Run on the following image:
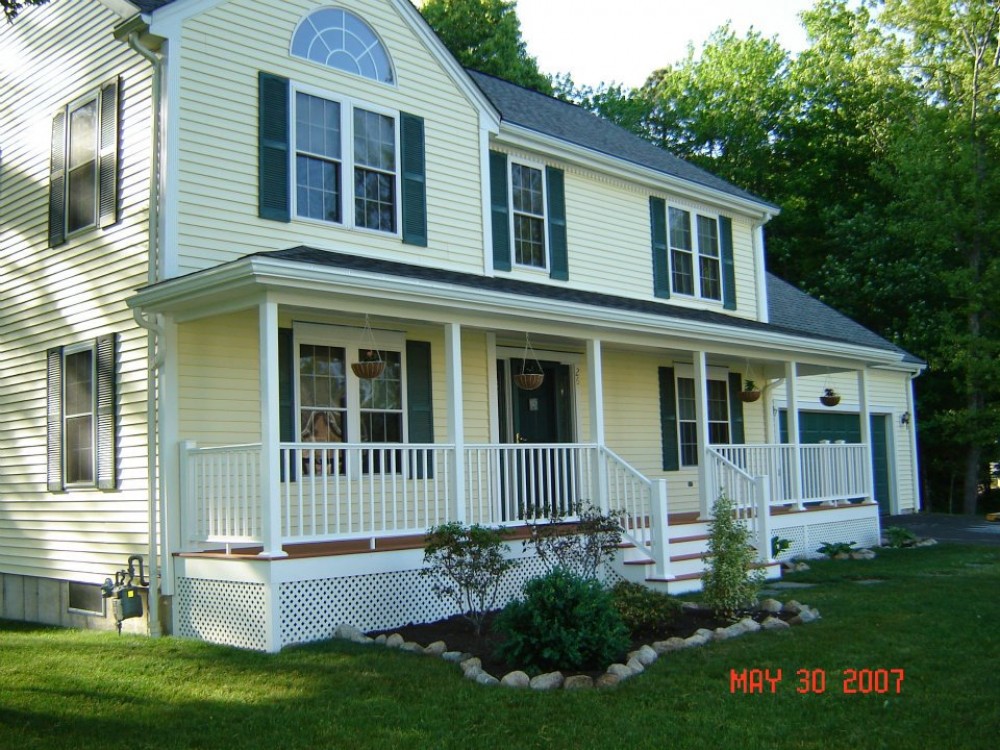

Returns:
508,157,549,272
290,83,402,238
288,8,398,87
292,323,408,446
63,91,101,239
62,341,97,487
667,206,724,304
675,365,731,467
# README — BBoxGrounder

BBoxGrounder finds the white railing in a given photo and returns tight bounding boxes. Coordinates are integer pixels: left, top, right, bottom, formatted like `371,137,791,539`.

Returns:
278,443,453,542
712,443,870,506
182,442,263,547
705,447,772,564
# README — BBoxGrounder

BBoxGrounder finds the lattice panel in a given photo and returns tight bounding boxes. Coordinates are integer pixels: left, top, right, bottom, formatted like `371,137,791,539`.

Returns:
279,555,549,648
773,525,808,560
176,578,267,651
776,516,880,559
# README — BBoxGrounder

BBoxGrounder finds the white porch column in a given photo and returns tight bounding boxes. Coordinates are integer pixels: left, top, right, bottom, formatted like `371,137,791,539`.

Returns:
694,350,711,518
258,299,286,558
785,360,804,510
445,322,466,523
857,367,874,505
586,338,608,512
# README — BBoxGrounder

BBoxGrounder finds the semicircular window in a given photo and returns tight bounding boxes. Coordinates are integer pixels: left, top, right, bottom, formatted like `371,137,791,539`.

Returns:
291,8,395,84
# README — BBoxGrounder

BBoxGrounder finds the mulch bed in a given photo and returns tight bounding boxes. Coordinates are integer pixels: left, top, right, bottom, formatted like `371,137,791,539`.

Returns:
371,606,791,680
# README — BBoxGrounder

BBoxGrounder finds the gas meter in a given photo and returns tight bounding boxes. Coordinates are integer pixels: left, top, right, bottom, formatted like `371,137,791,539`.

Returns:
101,555,149,633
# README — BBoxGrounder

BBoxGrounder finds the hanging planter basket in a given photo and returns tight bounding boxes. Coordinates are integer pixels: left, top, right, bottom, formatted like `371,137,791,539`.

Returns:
820,391,841,407
352,316,384,379
514,333,545,390
739,390,761,403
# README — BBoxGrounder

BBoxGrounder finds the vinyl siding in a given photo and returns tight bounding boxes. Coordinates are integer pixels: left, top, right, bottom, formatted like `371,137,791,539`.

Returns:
0,0,153,583
171,0,485,276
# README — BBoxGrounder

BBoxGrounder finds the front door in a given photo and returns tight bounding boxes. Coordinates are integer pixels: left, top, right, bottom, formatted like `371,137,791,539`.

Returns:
500,359,575,518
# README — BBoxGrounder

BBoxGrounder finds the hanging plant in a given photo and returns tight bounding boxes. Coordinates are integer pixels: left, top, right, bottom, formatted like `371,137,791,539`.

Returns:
351,315,385,379
513,334,544,390
820,387,841,407
739,378,761,403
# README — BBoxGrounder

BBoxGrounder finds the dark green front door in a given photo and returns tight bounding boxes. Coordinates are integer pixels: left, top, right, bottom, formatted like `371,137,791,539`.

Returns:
779,411,893,514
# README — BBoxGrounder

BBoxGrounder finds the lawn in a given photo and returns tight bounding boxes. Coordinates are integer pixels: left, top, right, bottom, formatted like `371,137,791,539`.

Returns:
2,544,999,749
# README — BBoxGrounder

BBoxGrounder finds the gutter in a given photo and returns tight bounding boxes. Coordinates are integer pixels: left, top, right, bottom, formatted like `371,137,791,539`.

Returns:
120,18,165,638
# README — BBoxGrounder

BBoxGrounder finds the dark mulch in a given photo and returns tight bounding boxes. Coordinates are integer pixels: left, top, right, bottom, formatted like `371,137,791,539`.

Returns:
371,606,791,680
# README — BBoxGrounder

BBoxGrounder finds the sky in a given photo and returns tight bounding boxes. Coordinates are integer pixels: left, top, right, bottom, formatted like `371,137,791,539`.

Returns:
515,0,816,88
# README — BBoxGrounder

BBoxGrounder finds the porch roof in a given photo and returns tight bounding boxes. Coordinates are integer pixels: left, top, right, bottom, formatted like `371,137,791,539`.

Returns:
130,246,921,369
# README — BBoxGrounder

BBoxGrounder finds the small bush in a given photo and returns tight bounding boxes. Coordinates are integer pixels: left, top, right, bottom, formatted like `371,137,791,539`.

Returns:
702,492,764,620
771,535,792,558
817,540,857,557
610,580,681,636
422,522,516,635
883,526,917,548
494,568,629,673
523,501,624,580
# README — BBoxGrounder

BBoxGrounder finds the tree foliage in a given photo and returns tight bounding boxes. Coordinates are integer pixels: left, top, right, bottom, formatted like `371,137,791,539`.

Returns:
3,0,48,22
419,0,551,93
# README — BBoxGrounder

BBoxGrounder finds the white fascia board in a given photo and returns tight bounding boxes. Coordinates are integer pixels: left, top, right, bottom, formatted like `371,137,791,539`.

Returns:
144,0,224,29
97,0,143,18
130,257,906,368
495,124,778,220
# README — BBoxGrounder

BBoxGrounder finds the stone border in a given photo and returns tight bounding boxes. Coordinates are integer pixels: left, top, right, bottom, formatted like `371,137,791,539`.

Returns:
331,598,820,691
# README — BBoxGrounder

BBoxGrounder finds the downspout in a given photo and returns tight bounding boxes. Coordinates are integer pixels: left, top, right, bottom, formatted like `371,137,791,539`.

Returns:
127,28,165,638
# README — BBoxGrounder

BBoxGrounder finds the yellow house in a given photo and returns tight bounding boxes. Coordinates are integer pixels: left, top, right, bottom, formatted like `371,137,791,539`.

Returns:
0,0,924,651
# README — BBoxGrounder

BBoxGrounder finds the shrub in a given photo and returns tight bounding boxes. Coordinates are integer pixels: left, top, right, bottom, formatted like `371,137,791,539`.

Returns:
771,535,792,558
523,501,624,580
817,540,857,558
610,580,681,636
883,526,918,548
701,492,765,621
421,522,516,635
494,568,629,673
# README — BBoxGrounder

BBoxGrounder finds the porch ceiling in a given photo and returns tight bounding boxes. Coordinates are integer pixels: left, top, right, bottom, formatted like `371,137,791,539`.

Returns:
128,247,913,370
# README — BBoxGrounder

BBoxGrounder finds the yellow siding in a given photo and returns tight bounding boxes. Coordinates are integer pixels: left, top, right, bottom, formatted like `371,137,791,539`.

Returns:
173,0,485,276
0,0,154,582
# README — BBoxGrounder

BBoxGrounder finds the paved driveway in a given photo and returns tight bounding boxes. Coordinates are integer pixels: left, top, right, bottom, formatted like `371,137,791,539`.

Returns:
884,513,1000,546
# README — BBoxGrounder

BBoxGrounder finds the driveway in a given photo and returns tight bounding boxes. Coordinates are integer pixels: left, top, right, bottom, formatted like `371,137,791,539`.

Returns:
884,512,1000,546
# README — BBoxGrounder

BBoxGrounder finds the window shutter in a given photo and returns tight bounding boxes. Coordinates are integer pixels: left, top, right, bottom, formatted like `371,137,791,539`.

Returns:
406,340,434,478
658,367,679,471
258,72,290,222
278,328,295,481
98,78,121,229
96,333,118,490
488,150,511,271
400,112,427,247
728,372,745,445
720,216,736,310
46,347,64,492
48,111,67,247
546,166,568,281
650,197,669,299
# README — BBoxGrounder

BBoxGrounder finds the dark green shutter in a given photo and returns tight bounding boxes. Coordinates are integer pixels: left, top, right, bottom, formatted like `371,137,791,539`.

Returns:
488,150,511,271
46,347,64,492
546,166,568,281
96,333,118,490
658,367,679,471
400,112,427,246
258,72,290,222
650,197,669,298
98,78,120,229
48,111,67,247
406,340,434,478
727,372,745,445
277,328,295,481
720,216,736,310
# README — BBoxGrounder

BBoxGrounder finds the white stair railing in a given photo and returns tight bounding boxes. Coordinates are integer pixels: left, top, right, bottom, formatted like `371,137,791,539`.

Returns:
706,447,771,564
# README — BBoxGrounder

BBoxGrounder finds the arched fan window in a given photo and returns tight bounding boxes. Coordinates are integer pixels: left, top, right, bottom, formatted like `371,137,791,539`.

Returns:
291,7,395,84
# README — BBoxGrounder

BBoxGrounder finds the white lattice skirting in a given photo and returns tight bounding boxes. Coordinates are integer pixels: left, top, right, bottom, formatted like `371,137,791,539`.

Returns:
771,506,881,561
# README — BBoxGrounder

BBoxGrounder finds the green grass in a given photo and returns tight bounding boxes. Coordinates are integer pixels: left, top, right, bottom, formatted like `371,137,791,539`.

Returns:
2,544,999,749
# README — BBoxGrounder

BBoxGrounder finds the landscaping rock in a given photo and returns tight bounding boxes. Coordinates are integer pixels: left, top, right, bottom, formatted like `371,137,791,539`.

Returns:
334,623,366,642
441,651,467,663
423,640,447,656
607,663,636,679
761,616,791,631
915,538,938,547
782,600,804,615
500,671,530,688
851,548,877,560
626,656,645,673
475,672,499,686
653,637,688,653
739,617,761,634
684,633,710,647
713,627,732,641
530,672,564,691
633,644,658,666
564,675,594,690
695,628,715,639
791,608,820,625
400,641,424,653
759,598,783,614
463,666,484,681
374,634,388,645
385,633,404,648
595,673,621,688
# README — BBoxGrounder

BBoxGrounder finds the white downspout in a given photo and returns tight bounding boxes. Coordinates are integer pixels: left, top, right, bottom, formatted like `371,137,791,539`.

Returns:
127,29,164,637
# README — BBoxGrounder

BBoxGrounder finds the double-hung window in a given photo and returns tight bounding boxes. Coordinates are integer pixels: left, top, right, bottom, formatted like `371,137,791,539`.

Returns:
676,376,731,467
63,345,96,485
293,89,398,234
510,161,547,269
668,208,723,302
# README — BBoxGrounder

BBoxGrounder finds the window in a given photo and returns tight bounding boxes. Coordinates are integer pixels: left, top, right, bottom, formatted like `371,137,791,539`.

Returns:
290,8,395,84
49,80,119,246
46,335,117,491
511,162,546,268
676,376,731,466
68,582,105,616
668,208,722,301
293,89,398,233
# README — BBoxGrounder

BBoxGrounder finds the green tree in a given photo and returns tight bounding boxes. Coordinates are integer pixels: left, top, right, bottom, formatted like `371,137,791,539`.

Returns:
419,0,551,93
3,0,48,22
